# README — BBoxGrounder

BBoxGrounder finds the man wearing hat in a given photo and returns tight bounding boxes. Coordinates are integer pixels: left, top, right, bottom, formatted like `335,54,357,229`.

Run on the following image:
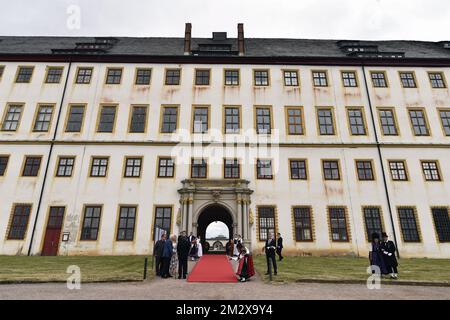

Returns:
380,232,398,279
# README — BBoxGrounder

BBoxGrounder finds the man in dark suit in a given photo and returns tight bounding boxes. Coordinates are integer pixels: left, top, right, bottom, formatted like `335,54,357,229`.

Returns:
161,235,173,278
188,232,195,243
276,232,284,261
381,232,398,279
153,233,166,276
177,231,190,279
262,232,277,275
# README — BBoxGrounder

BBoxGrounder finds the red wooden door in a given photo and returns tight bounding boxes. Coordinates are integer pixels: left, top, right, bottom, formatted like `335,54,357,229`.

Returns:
42,207,65,256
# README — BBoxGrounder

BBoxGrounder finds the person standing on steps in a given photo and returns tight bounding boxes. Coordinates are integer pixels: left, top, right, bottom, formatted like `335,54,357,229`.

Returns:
262,232,277,275
177,231,190,279
276,232,284,261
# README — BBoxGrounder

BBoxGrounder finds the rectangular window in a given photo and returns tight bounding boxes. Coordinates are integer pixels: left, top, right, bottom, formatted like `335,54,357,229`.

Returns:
33,105,54,132
46,206,65,229
135,68,151,85
154,207,172,236
356,160,374,181
224,69,239,86
97,106,117,133
129,106,147,133
65,105,85,133
15,66,33,83
165,69,181,85
158,157,175,178
378,109,398,135
258,207,275,241
56,157,75,177
323,160,340,180
117,206,136,241
286,107,304,135
0,66,4,80
161,106,178,133
371,72,388,88
105,68,122,84
195,69,210,85
224,106,240,134
439,109,450,136
224,159,240,179
289,160,307,180
312,71,328,87
317,108,335,135
409,109,429,136
1,104,23,131
255,107,272,134
347,108,366,135
80,206,102,241
428,72,447,88
329,207,349,241
254,70,269,86
75,67,93,84
22,156,41,177
432,208,450,242
342,71,358,87
389,161,408,181
399,72,417,88
283,70,299,86
293,207,313,241
0,156,9,176
191,158,207,178
90,157,108,177
421,161,441,181
7,204,31,240
398,207,420,242
192,106,209,133
45,67,63,83
124,157,142,178
256,159,273,179
363,207,383,241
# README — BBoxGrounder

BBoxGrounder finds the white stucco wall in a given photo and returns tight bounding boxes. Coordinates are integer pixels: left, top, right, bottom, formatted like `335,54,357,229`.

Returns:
0,61,449,257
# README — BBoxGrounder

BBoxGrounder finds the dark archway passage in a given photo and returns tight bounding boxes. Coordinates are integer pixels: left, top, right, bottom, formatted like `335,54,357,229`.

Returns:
197,204,233,254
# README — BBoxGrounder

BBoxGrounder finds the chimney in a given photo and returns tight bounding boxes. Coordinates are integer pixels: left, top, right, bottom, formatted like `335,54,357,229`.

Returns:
237,23,245,56
184,23,192,55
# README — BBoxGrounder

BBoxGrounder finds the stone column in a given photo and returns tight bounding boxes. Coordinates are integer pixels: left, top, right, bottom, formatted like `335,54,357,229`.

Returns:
237,194,243,237
187,194,194,234
243,199,248,240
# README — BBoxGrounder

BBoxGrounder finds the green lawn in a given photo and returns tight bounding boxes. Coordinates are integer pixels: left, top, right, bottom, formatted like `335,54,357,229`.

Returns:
254,255,450,285
0,256,151,283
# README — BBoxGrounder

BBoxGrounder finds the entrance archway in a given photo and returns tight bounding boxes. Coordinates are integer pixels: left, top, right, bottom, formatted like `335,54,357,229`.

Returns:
197,204,233,254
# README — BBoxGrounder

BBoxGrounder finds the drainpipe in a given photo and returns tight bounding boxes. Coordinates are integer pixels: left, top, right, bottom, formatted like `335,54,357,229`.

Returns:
27,59,72,256
361,64,400,258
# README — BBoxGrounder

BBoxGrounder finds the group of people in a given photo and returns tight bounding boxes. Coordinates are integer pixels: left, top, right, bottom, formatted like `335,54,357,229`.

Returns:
369,232,399,279
226,234,256,282
153,231,203,279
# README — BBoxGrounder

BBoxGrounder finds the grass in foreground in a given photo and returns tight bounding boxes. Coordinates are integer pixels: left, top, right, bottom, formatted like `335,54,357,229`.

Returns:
253,255,450,284
0,256,151,283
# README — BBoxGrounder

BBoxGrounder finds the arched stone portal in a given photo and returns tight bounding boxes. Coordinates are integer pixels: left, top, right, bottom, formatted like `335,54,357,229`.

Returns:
178,179,253,249
197,204,233,244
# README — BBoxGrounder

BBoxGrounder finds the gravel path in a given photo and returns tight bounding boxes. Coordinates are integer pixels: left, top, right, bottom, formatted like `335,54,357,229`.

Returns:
1,259,449,300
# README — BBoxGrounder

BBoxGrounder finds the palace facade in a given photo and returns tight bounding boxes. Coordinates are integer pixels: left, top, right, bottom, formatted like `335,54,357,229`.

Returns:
0,24,449,258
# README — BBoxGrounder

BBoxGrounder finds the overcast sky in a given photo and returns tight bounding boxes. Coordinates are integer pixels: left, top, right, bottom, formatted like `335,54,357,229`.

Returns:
0,0,449,41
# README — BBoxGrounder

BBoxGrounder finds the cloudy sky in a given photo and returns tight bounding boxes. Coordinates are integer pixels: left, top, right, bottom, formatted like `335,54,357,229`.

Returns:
0,0,449,41
205,222,229,239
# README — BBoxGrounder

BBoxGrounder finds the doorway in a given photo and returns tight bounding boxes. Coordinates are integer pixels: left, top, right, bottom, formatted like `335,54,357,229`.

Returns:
41,206,65,256
197,204,233,254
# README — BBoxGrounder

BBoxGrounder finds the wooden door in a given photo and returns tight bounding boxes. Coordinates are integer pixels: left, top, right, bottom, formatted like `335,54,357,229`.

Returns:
42,207,65,256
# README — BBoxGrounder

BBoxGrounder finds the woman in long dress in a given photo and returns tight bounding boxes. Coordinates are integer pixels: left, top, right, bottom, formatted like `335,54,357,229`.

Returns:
169,234,178,277
369,232,388,276
189,236,198,261
197,237,203,260
236,245,255,282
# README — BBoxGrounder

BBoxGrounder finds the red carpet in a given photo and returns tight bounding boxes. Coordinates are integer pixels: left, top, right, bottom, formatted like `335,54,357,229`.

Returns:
187,255,237,282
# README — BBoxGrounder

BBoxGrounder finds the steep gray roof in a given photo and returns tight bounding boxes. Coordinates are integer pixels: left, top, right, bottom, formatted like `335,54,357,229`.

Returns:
0,36,449,59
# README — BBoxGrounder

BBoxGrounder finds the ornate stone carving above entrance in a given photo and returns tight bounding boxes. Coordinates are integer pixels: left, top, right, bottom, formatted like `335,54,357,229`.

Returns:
178,179,253,246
